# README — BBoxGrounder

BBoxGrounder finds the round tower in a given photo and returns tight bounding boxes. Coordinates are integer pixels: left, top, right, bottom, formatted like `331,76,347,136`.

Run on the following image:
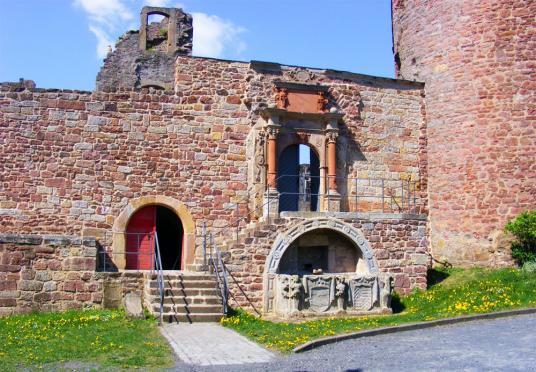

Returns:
392,0,535,266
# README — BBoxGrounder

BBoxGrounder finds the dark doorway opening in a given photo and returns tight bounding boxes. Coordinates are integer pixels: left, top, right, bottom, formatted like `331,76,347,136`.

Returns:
125,205,183,270
156,206,183,270
278,144,320,212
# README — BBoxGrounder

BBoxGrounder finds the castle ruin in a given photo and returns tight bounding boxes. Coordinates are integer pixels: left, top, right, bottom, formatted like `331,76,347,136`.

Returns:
0,1,533,320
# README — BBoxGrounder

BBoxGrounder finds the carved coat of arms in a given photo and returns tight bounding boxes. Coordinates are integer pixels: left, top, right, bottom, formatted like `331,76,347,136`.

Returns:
350,276,378,311
304,276,335,313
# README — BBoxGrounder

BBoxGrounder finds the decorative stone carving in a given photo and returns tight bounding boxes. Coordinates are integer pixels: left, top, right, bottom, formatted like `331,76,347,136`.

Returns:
274,87,289,109
287,69,317,83
350,276,377,311
270,272,391,318
379,274,393,309
280,275,303,314
254,130,267,183
326,131,338,144
335,277,346,310
266,125,279,140
304,275,334,313
317,91,329,112
295,130,310,144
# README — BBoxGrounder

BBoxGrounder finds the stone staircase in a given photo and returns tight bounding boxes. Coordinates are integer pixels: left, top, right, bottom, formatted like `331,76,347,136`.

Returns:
184,218,278,272
144,272,223,323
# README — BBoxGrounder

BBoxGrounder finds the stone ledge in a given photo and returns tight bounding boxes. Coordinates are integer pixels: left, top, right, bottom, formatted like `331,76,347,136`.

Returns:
279,211,427,221
0,234,96,247
293,307,536,353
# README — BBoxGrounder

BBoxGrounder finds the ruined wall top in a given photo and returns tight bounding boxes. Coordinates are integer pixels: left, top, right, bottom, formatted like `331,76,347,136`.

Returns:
95,6,193,92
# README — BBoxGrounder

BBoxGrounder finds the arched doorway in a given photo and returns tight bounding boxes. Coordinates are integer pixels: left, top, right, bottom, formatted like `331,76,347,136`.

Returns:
125,205,183,270
278,144,320,212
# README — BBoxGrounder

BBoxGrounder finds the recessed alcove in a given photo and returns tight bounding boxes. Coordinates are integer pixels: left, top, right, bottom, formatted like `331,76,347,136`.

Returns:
278,229,368,275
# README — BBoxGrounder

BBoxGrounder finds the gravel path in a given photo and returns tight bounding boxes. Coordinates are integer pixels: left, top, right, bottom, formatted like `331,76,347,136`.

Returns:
169,313,536,371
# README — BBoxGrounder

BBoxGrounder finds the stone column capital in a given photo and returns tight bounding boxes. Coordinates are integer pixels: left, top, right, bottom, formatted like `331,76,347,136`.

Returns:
266,124,281,139
326,130,338,144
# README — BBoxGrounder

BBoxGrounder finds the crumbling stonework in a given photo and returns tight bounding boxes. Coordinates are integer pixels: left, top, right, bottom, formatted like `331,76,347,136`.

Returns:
392,0,535,267
96,6,192,91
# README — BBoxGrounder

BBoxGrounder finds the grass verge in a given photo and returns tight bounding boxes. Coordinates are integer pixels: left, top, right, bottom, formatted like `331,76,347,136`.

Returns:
221,268,536,352
0,309,174,371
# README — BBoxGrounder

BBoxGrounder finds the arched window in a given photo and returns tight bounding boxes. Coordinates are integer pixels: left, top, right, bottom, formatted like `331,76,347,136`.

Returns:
278,144,320,212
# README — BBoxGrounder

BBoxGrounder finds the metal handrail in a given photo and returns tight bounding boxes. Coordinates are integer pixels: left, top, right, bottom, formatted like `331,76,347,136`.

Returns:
209,233,228,315
153,231,164,325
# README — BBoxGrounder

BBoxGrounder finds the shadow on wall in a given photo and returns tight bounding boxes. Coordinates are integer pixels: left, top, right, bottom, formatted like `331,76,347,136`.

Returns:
96,242,118,272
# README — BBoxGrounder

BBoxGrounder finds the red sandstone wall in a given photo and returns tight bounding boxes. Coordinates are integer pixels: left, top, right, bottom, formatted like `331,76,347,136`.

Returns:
0,72,251,242
1,57,431,314
392,0,536,266
1,59,426,248
225,216,428,312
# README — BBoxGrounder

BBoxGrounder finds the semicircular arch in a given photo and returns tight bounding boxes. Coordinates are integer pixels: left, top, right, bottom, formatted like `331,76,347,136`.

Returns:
112,195,196,269
264,218,379,275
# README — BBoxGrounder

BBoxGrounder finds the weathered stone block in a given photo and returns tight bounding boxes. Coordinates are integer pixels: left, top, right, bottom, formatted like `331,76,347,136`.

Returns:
18,280,43,291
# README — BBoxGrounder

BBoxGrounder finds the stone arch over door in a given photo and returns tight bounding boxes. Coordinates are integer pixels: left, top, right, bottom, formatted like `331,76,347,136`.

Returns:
264,218,379,275
112,196,195,270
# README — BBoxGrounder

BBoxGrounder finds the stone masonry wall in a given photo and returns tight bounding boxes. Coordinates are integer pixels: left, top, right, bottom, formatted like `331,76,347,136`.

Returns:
1,55,428,314
0,81,251,250
392,0,535,266
177,57,428,215
0,234,147,316
1,58,426,252
0,234,100,315
224,216,429,313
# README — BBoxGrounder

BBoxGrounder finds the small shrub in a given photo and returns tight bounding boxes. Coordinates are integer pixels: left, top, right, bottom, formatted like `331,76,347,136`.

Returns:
505,210,536,265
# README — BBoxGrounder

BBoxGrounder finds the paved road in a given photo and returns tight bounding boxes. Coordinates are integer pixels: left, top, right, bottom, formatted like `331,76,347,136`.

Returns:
169,314,536,371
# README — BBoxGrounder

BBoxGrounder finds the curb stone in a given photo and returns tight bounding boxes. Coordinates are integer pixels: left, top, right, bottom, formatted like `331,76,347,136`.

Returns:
293,307,536,353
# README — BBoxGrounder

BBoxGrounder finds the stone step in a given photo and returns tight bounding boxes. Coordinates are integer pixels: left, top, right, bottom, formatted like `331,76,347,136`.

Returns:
147,279,218,289
161,313,223,323
146,287,220,297
185,263,210,272
145,273,215,281
147,295,222,306
150,303,223,314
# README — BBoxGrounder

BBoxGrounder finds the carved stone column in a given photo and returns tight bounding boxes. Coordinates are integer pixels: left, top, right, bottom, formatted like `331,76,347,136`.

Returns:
266,125,279,189
325,116,341,212
327,131,338,191
264,116,280,218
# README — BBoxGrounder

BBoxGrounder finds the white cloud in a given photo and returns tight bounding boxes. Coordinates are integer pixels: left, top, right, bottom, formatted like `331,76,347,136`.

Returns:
192,13,246,58
143,0,171,6
89,25,114,59
74,0,133,26
74,0,134,58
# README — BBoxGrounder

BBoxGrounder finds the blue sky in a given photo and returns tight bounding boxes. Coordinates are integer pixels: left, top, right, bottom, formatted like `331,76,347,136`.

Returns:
0,1,394,91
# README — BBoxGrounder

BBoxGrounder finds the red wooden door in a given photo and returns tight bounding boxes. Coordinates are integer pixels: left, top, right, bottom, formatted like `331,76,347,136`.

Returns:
126,206,156,270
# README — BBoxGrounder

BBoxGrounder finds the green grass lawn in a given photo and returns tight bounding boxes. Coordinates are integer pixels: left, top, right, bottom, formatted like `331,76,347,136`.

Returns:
221,268,536,352
1,268,534,368
0,309,174,371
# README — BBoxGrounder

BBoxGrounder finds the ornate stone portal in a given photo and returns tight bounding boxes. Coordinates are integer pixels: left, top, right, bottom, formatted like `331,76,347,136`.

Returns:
264,218,393,319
